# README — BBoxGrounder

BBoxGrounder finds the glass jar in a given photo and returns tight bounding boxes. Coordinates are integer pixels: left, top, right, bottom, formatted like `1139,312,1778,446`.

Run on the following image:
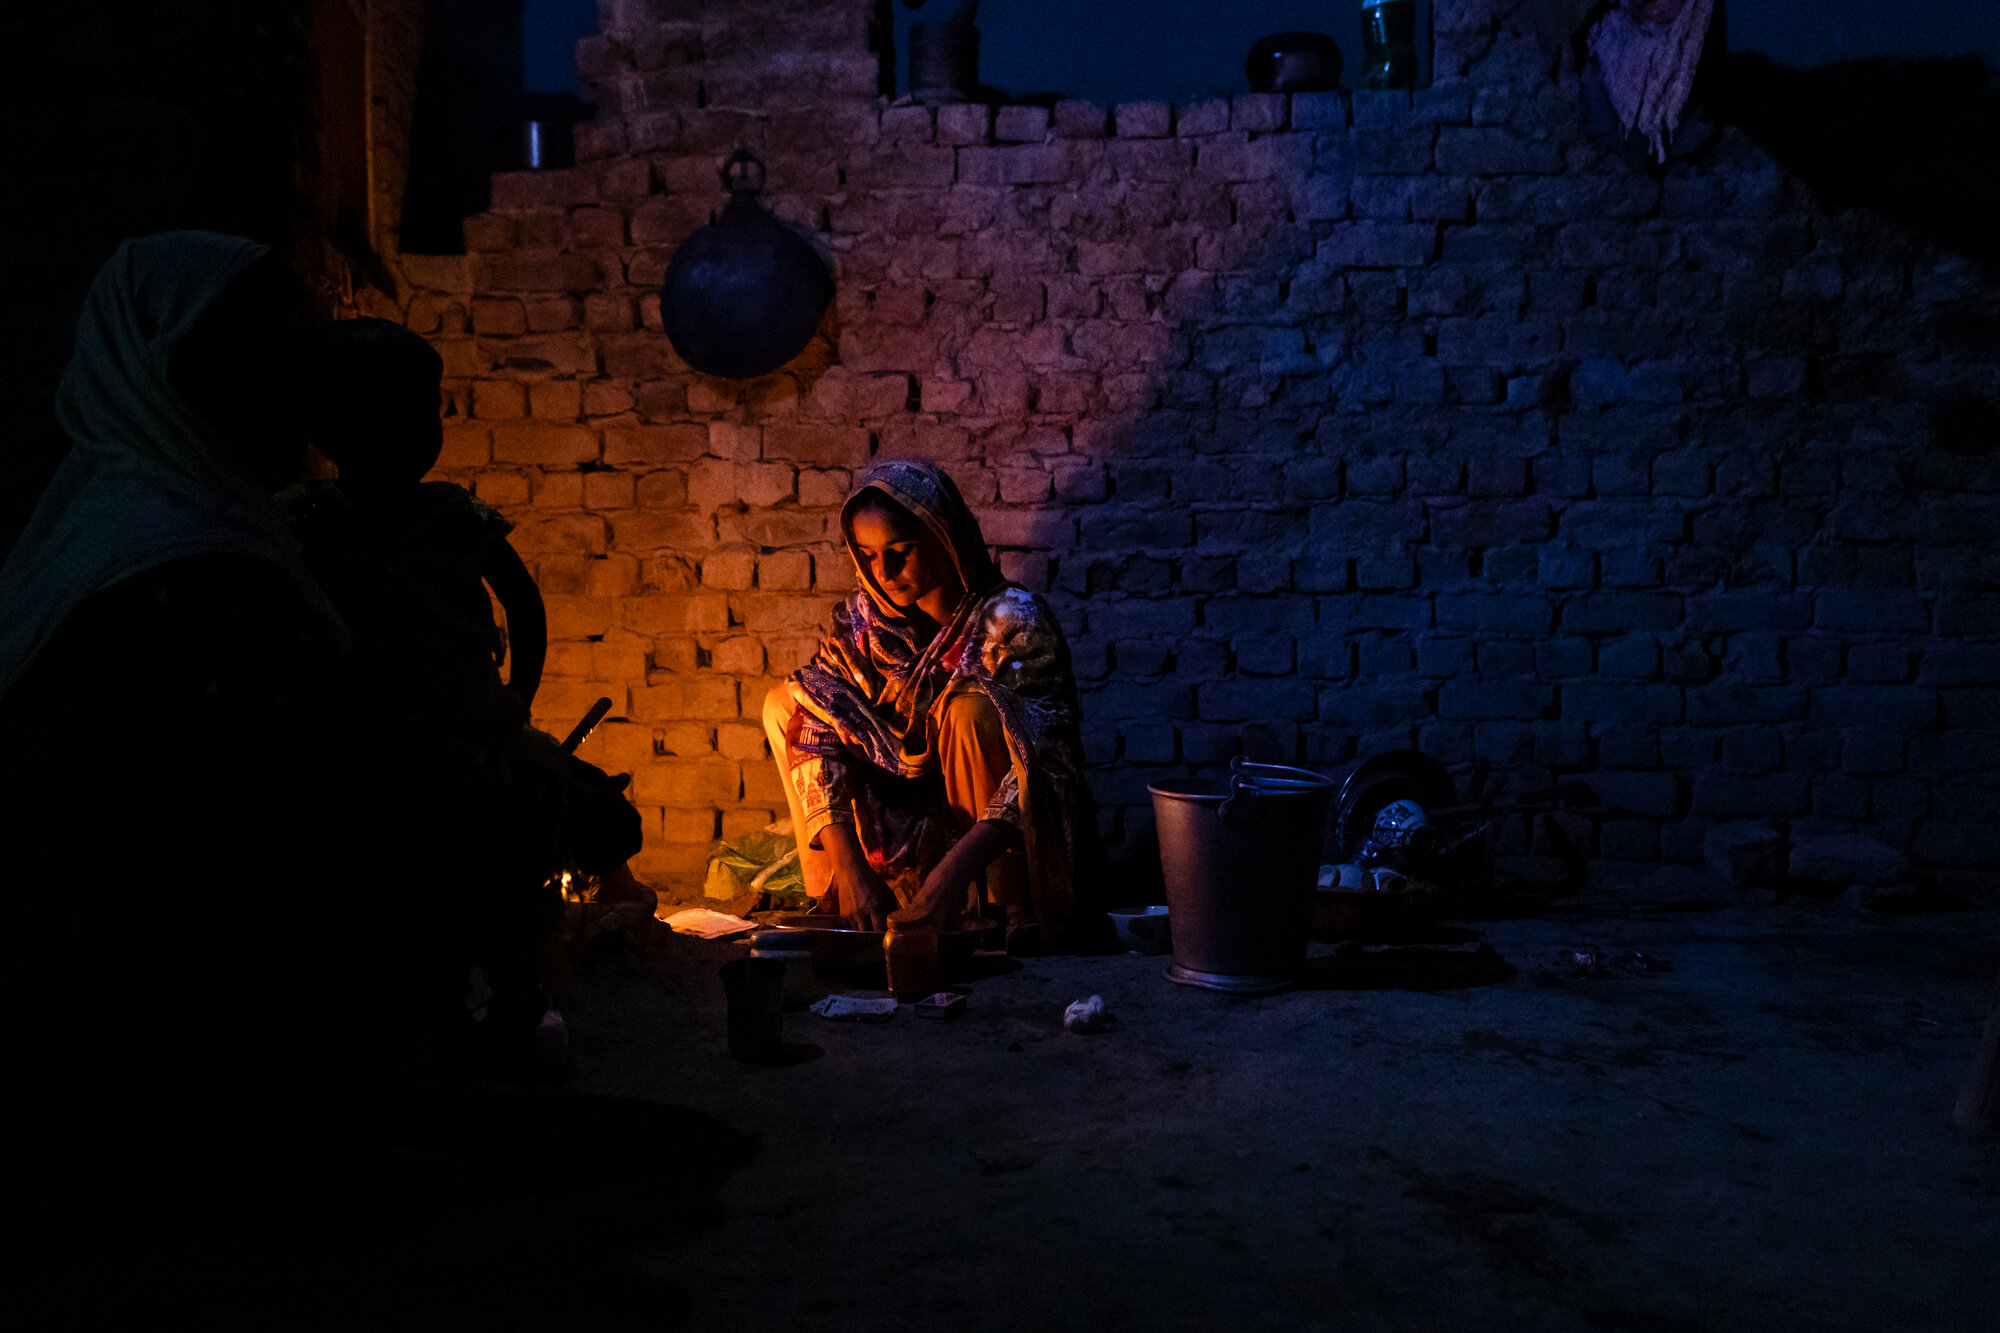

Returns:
1361,0,1419,91
884,908,944,1002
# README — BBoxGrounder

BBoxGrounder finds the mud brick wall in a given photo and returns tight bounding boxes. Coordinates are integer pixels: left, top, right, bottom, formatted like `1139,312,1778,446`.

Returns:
394,0,2000,899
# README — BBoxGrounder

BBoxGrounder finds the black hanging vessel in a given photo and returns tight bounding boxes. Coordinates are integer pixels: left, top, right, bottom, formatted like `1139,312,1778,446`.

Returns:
658,151,833,379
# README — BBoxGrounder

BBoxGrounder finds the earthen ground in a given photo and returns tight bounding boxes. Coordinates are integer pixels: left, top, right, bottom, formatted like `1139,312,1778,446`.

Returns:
11,904,1998,1332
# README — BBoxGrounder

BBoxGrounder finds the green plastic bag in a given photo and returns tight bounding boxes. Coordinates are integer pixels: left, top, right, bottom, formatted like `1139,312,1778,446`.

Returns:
703,823,808,909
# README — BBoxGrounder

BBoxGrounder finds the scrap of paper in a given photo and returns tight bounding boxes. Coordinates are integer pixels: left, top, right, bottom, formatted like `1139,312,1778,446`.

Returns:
809,995,898,1022
660,907,760,939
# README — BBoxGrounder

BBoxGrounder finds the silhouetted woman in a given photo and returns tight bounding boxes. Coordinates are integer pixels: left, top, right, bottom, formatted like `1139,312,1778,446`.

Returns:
0,233,562,1215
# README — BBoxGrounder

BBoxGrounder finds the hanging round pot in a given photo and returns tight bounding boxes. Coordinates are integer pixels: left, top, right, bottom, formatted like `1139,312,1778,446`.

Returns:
658,151,834,379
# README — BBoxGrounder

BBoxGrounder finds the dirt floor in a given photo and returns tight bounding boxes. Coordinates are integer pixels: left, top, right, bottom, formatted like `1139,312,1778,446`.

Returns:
11,900,2000,1332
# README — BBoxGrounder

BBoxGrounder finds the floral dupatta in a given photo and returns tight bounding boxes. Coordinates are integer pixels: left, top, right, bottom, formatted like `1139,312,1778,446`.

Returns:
788,461,1099,942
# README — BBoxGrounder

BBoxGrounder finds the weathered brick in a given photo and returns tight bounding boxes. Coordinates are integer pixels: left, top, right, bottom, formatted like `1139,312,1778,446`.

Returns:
1233,632,1296,675
1176,97,1230,136
508,513,607,556
1316,682,1429,728
1349,127,1434,173
994,104,1050,142
1290,90,1348,131
1562,594,1683,634
1814,590,1930,633
1319,222,1437,267
604,424,707,467
1691,773,1811,818
935,102,992,144
1687,685,1808,725
490,424,601,466
1599,819,1659,860
1433,594,1552,634
1053,99,1109,138
1438,680,1552,720
763,424,868,467
631,756,740,804
1231,93,1286,133
1686,594,1813,633
483,252,604,293
1913,822,2000,866
1114,100,1172,138
470,297,527,337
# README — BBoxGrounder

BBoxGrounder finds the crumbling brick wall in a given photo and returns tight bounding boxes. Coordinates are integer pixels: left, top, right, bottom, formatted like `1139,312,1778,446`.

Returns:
399,0,2000,899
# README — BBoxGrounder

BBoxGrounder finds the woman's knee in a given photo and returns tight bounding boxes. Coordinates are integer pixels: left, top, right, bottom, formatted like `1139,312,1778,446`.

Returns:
761,683,794,753
937,690,1006,757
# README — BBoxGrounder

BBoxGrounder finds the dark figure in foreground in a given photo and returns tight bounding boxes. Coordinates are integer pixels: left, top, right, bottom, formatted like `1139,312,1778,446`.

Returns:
763,460,1103,950
287,318,651,913
0,234,569,1217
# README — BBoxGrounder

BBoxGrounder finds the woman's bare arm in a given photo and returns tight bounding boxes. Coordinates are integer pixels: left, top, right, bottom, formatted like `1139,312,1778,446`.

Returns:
819,822,900,931
481,538,546,706
913,818,1022,924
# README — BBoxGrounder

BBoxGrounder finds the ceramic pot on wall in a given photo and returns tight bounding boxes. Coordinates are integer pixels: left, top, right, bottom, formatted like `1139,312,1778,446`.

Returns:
1246,32,1343,93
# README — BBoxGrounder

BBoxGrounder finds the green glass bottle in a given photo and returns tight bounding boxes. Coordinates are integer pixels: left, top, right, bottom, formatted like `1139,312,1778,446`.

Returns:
1360,0,1419,91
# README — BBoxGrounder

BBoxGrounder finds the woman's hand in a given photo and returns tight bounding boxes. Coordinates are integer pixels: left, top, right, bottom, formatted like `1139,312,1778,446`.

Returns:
822,824,898,931
913,819,1021,927
841,864,899,931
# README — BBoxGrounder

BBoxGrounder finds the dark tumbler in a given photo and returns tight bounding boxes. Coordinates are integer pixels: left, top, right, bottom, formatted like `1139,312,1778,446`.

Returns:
719,957,788,1062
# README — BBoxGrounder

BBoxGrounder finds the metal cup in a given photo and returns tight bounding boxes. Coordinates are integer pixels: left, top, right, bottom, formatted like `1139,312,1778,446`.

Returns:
720,958,788,1062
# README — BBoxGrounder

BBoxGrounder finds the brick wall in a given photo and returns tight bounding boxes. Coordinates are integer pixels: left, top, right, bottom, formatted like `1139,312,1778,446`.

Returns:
397,0,2000,900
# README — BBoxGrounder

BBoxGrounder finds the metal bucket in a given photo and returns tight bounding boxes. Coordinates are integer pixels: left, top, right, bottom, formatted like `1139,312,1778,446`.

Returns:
909,22,980,103
1150,760,1336,995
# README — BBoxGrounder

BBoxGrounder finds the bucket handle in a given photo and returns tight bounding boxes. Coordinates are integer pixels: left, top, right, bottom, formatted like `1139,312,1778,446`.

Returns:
1230,757,1335,789
1217,758,1334,824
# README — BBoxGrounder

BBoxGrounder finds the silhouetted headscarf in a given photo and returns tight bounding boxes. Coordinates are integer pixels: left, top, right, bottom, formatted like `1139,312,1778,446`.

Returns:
0,232,340,699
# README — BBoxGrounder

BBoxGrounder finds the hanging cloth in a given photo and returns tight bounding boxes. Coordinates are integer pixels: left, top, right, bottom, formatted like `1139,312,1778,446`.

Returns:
1591,0,1716,162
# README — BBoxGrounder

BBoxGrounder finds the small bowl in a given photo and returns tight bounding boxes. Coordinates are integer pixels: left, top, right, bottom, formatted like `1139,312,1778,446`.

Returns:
1108,904,1171,955
1245,32,1343,94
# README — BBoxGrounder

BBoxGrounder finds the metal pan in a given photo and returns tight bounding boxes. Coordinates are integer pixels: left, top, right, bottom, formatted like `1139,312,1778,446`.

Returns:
753,915,1000,983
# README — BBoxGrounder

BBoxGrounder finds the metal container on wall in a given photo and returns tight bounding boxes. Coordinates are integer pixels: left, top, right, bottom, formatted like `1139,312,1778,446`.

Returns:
909,21,980,103
1245,32,1344,94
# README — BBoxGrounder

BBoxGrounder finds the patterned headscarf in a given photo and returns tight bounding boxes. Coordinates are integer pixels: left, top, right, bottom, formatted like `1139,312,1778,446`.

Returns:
793,460,1011,776
841,459,1002,622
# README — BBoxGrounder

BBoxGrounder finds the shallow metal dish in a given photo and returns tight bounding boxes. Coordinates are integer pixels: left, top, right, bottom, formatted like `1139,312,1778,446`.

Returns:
753,915,1000,982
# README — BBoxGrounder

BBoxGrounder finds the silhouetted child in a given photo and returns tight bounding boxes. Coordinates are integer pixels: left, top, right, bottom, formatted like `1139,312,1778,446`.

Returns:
289,318,653,1068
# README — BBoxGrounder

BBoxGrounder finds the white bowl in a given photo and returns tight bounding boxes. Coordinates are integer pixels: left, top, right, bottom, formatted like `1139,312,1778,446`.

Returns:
1107,904,1171,955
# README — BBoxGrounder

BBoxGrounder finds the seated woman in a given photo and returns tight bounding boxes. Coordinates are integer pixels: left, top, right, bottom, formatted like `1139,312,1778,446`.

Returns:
0,233,571,1213
762,461,1101,950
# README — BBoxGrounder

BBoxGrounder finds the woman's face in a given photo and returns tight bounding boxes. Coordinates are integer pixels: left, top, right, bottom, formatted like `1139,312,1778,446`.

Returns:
170,256,308,491
850,501,959,613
